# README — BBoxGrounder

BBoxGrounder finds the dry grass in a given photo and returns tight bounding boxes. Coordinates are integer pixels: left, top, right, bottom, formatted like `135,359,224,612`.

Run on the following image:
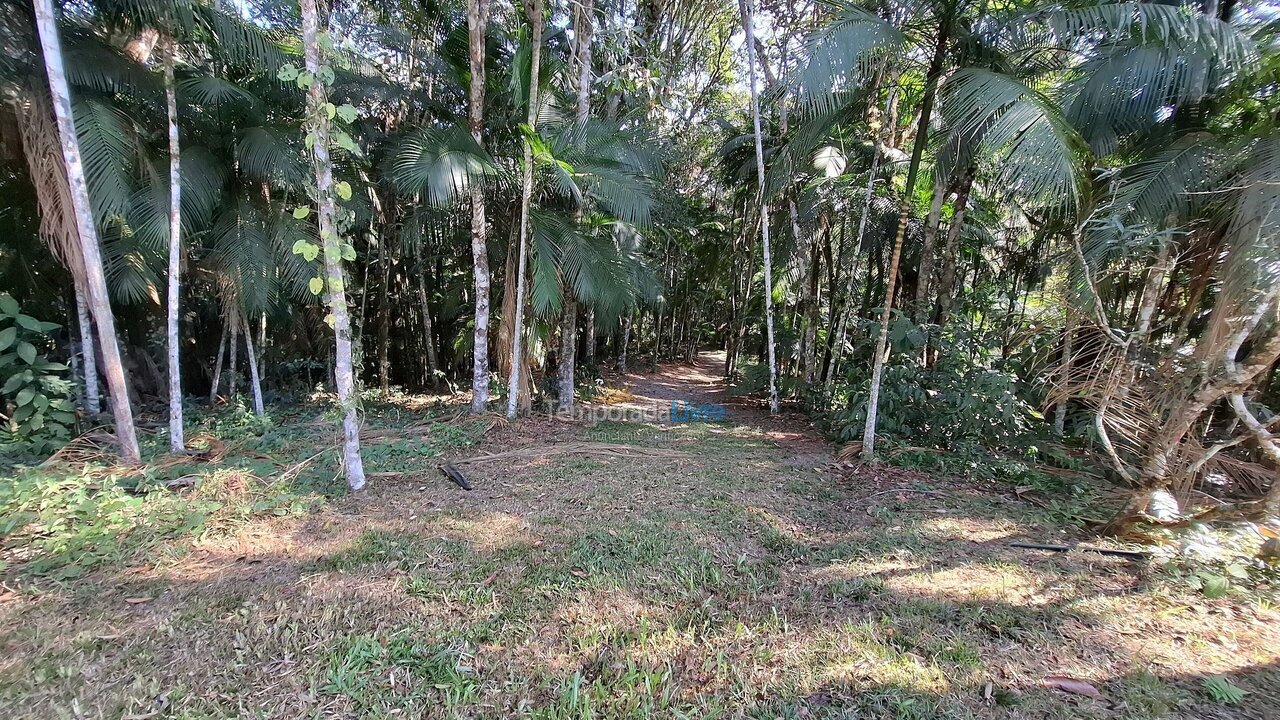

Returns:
1,359,1278,719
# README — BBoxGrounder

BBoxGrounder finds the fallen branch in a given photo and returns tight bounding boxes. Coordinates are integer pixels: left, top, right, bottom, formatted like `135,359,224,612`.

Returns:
1010,541,1149,559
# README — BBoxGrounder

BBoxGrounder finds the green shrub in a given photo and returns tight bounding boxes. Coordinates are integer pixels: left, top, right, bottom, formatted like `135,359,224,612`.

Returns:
0,294,77,457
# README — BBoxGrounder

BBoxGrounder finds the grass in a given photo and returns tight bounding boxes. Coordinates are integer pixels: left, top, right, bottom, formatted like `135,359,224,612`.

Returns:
1,391,1278,719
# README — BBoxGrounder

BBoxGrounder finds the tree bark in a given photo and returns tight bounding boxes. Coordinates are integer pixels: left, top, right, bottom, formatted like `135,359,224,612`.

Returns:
74,283,100,413
506,0,544,419
467,0,492,411
239,309,265,417
34,0,140,462
740,0,779,414
210,315,227,404
163,36,185,451
558,0,593,412
863,15,951,460
302,0,366,490
417,262,439,381
933,167,974,328
618,313,632,373
913,175,948,320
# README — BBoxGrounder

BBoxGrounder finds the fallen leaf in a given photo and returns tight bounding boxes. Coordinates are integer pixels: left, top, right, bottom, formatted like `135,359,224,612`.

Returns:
124,597,153,604
1043,676,1104,700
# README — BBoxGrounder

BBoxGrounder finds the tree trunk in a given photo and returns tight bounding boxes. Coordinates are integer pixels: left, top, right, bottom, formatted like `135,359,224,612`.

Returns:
163,36,185,452
377,236,392,396
210,316,227,404
302,0,366,490
826,89,893,391
417,263,439,381
913,175,948,320
618,313,632,373
34,0,140,463
228,307,239,399
862,15,951,460
467,0,492,411
74,283,100,413
740,0,779,414
933,167,974,328
558,0,593,412
505,0,544,420
239,309,265,417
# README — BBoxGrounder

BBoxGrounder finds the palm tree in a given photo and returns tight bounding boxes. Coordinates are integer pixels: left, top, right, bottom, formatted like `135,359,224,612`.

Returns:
301,0,365,490
162,30,184,451
506,0,545,420
739,0,779,414
557,0,595,414
32,0,141,463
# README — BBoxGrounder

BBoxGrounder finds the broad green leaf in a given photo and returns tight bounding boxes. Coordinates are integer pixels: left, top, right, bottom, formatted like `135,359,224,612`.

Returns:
317,66,335,85
293,207,311,219
0,294,19,316
336,104,358,123
16,341,36,364
323,313,337,328
325,102,336,120
328,277,345,293
340,244,357,261
335,181,353,201
15,315,40,332
15,387,34,406
0,327,15,350
309,277,324,295
276,64,299,81
296,72,314,89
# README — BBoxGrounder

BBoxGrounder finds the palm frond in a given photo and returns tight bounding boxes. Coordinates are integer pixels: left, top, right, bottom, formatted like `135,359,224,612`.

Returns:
791,2,903,115
388,124,495,206
940,69,1089,213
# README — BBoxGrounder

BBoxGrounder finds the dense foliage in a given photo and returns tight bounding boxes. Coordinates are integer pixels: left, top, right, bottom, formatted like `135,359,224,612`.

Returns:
1,0,1278,527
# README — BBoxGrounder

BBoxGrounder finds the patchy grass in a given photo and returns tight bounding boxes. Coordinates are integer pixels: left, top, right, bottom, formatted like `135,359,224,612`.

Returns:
1,375,1278,719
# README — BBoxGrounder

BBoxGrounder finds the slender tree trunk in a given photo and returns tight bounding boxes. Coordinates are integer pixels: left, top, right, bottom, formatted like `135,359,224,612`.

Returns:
863,17,951,460
741,0,779,414
558,0,593,412
826,89,894,391
239,309,265,417
377,237,392,396
914,175,948,320
210,316,227,404
802,207,821,383
466,0,492,410
417,264,439,381
302,0,365,490
163,37,185,451
74,282,100,414
618,313,632,373
934,167,974,329
34,0,140,462
228,308,239,399
506,0,545,420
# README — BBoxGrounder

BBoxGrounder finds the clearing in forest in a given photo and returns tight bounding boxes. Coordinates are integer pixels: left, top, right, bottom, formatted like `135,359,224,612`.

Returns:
1,354,1277,719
